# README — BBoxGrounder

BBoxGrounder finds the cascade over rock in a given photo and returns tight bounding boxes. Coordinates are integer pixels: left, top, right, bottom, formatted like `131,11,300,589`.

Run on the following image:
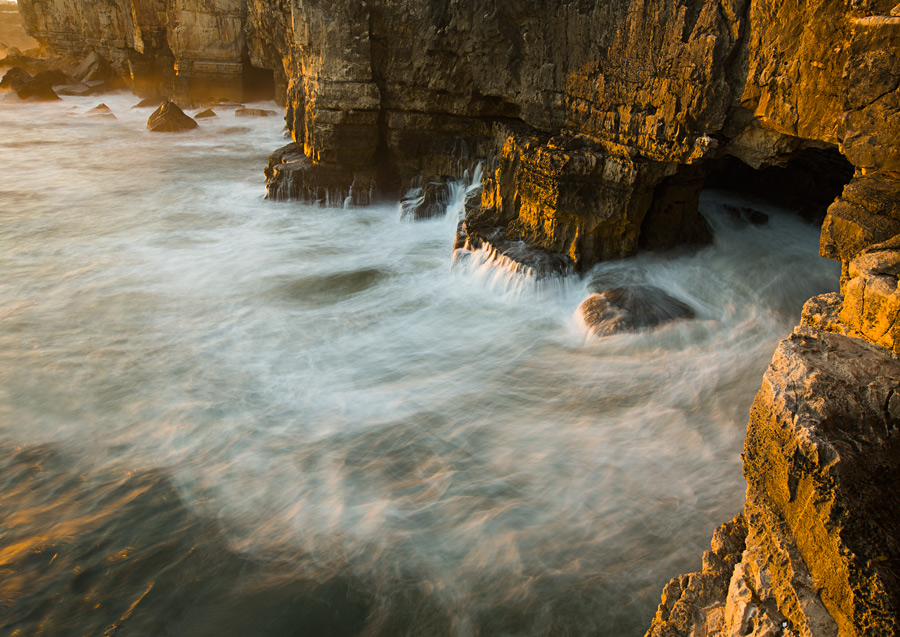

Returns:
14,0,900,632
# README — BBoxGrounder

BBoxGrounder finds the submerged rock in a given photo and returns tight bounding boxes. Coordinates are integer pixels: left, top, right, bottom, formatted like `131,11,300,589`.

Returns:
235,108,276,118
194,108,217,119
133,96,164,109
87,103,115,119
147,101,198,133
577,287,695,336
722,203,769,226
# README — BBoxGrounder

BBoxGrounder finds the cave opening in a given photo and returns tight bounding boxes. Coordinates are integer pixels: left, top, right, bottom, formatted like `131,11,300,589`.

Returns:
242,52,275,103
638,146,855,254
703,147,855,224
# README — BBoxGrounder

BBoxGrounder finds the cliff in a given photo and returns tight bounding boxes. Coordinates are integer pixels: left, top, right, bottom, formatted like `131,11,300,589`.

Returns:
13,0,900,633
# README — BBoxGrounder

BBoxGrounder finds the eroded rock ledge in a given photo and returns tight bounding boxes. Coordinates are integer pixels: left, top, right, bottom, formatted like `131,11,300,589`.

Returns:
647,226,900,635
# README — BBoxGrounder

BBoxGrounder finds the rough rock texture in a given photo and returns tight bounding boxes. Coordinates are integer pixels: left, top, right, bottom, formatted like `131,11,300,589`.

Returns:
646,514,748,637
147,100,197,132
15,0,895,252
647,315,900,637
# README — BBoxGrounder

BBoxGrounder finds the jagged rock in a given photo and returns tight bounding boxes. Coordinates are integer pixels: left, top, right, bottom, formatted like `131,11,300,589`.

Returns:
194,108,217,118
0,65,32,91
73,51,120,88
838,237,900,356
454,216,575,279
646,515,747,637
462,126,704,271
399,180,450,221
87,103,115,118
820,175,900,273
647,320,900,637
741,324,900,635
234,107,276,117
147,101,198,133
577,287,695,337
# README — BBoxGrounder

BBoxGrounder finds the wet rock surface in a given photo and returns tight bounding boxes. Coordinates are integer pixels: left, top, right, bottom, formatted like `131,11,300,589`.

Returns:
147,101,198,133
577,287,695,337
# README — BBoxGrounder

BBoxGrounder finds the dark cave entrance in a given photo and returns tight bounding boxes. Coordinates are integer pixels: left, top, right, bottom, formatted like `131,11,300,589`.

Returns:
638,147,855,253
242,52,276,103
702,147,855,224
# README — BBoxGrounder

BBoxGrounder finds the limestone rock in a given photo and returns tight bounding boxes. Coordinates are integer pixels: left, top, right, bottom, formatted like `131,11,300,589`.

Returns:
839,237,900,355
577,287,695,337
147,101,198,133
645,515,747,637
194,108,217,119
820,175,900,271
741,326,900,635
265,142,376,207
74,51,116,84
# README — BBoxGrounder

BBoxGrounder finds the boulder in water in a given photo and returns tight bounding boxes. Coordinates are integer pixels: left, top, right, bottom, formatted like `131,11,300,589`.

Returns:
577,286,695,336
0,65,32,91
194,108,217,118
723,203,769,226
147,101,198,132
88,103,116,119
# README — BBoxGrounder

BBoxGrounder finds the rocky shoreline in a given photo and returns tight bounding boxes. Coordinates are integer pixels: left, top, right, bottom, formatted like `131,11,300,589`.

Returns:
8,0,900,633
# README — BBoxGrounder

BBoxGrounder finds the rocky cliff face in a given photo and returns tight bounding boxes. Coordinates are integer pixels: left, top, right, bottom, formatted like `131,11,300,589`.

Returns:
16,1,898,265
15,0,900,632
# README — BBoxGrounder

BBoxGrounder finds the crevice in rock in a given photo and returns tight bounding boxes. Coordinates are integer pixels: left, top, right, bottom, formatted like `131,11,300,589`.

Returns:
241,46,275,102
367,0,396,198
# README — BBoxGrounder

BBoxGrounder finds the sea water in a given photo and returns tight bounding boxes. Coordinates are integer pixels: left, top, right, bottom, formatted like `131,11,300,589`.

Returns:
0,91,839,636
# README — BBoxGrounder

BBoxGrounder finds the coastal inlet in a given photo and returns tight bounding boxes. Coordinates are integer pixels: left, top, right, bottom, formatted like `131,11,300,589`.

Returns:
0,93,838,635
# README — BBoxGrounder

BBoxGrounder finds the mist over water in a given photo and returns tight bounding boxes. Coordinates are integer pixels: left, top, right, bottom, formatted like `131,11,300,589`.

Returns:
0,92,839,636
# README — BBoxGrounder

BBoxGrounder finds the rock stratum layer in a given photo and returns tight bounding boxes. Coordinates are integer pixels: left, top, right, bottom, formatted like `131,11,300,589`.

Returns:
14,0,900,633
